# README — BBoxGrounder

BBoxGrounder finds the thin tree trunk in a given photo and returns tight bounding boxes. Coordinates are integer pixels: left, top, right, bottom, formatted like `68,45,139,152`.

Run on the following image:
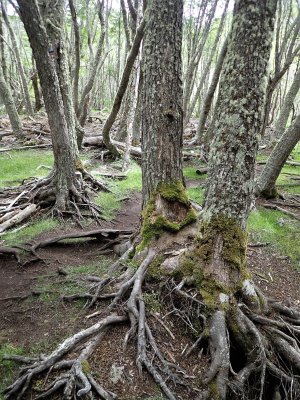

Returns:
274,65,300,135
1,0,34,116
184,0,229,126
196,38,228,142
0,62,22,136
102,17,146,157
257,113,300,198
77,1,106,124
69,0,81,112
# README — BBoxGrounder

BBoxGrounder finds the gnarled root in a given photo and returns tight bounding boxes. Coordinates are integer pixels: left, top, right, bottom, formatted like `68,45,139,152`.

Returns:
5,247,300,400
0,170,109,232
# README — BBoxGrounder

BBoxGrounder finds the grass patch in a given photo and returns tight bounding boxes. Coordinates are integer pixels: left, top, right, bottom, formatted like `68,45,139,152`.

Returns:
95,163,142,220
248,207,300,266
183,167,206,181
0,343,24,397
95,192,121,220
0,150,53,187
2,218,59,246
187,187,204,205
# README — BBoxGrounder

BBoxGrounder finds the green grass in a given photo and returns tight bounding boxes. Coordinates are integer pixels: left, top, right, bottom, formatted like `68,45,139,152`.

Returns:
0,343,24,397
95,163,142,220
183,166,206,181
2,218,59,246
187,187,204,205
248,207,300,266
0,150,53,187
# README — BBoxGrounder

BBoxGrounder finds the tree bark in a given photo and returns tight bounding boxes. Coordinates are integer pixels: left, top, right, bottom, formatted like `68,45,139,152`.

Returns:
1,0,34,116
141,0,183,204
274,65,300,136
257,113,300,198
0,60,22,136
17,0,80,211
203,0,277,228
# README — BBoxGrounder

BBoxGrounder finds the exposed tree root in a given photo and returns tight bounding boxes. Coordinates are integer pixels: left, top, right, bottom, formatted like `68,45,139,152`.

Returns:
4,242,300,400
0,169,109,233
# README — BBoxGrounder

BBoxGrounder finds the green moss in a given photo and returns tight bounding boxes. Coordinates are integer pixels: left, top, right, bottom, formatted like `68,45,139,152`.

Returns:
157,180,189,205
148,255,165,279
209,380,221,400
81,360,90,374
178,214,249,309
137,181,197,251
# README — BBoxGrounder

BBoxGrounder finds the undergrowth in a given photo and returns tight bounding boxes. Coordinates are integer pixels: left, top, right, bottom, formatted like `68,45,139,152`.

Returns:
0,343,23,398
1,218,59,246
248,207,300,267
0,150,53,187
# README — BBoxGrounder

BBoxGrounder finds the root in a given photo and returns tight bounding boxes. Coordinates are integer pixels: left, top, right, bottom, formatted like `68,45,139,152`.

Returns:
5,245,300,400
0,169,109,232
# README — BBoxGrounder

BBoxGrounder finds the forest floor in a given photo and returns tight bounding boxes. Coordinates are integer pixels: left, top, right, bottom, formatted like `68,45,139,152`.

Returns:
1,119,300,399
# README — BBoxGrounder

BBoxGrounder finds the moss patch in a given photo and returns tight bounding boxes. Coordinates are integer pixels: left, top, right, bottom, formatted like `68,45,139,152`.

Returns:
178,214,249,308
138,181,197,251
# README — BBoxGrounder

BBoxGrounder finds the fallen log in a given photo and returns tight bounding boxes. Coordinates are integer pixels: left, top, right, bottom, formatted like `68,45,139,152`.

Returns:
262,203,300,221
0,144,52,153
31,228,133,251
0,204,38,233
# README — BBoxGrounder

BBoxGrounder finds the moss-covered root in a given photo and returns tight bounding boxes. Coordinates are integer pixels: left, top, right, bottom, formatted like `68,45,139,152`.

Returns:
138,180,197,251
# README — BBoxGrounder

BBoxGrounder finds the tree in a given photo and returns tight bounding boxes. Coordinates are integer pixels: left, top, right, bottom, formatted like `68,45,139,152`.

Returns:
2,0,106,218
1,0,34,116
257,113,300,198
5,1,300,400
0,61,23,136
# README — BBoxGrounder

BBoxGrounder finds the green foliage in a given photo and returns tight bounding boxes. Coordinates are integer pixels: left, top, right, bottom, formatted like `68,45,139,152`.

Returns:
0,343,24,396
95,192,121,220
0,150,53,187
248,207,300,266
2,219,59,246
143,291,161,313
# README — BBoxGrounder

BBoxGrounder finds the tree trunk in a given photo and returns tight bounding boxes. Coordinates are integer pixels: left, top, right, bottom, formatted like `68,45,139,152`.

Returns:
257,113,300,198
0,62,22,136
17,0,79,211
1,0,34,116
102,17,145,157
196,38,228,142
69,0,81,113
141,0,183,204
274,65,300,136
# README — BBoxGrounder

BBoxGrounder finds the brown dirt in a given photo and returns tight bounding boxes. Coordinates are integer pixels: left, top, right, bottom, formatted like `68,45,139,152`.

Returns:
1,175,300,399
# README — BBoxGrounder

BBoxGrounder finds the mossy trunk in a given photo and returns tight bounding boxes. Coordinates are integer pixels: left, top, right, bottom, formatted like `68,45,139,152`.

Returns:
186,0,276,309
203,0,276,229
